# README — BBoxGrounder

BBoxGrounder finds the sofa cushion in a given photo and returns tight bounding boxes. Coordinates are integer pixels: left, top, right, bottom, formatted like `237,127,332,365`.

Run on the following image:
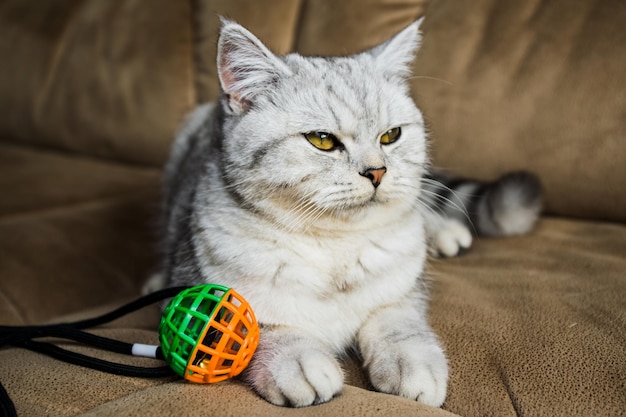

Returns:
0,143,160,325
192,0,302,103
413,0,626,222
0,0,195,166
295,0,428,57
2,218,624,416
0,343,455,417
430,217,626,416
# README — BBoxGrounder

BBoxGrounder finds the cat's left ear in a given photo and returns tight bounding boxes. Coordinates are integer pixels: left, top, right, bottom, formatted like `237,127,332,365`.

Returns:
217,19,292,115
368,18,424,79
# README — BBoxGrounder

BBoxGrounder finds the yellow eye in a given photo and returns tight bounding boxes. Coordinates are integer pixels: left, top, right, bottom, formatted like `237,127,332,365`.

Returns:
304,132,341,151
380,127,402,145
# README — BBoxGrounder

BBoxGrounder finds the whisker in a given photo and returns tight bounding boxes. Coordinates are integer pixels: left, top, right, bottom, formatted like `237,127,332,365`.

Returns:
289,201,326,233
419,178,472,213
284,200,320,232
418,179,478,235
280,188,324,232
416,198,445,222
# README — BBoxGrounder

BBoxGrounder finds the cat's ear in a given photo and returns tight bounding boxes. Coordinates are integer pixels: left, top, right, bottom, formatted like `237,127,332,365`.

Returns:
217,19,291,115
368,18,424,79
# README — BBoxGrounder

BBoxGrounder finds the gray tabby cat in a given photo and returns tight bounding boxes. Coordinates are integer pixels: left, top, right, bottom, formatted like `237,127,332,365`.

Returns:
145,19,542,408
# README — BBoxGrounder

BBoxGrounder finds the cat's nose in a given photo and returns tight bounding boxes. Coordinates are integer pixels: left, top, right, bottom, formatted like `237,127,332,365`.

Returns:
360,167,387,188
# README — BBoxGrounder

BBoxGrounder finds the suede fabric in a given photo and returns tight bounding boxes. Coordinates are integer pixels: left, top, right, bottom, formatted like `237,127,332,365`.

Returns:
193,0,302,103
0,0,195,166
0,143,160,218
1,1,625,416
429,218,626,417
412,0,626,222
0,343,455,417
1,219,624,417
295,0,428,56
0,143,160,325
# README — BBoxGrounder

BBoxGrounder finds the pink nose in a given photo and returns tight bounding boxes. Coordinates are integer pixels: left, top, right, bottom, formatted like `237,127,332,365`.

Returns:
360,167,387,188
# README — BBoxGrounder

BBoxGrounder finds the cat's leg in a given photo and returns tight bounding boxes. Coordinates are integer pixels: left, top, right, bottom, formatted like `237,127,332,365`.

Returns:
243,326,344,407
357,294,448,407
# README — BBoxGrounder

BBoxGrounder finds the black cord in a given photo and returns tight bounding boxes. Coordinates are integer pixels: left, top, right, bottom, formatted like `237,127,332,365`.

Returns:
1,324,133,354
0,286,189,344
0,286,190,417
68,286,189,330
15,339,173,378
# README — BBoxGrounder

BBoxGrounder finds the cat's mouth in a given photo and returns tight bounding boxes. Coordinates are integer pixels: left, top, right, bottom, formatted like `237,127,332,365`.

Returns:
330,188,389,212
260,187,400,233
261,181,396,228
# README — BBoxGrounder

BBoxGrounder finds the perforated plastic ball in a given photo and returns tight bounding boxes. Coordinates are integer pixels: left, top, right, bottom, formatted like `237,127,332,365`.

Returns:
159,284,260,383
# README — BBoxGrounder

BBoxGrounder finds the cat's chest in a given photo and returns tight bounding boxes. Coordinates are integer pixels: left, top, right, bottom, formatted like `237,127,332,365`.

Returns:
203,207,426,293
276,216,426,294
294,232,406,293
257,221,427,344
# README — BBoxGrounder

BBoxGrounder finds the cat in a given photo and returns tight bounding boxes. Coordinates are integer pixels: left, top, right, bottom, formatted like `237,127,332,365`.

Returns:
144,19,542,408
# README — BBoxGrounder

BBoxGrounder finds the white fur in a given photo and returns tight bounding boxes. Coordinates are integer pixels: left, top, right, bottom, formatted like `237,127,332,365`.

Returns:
195,193,428,350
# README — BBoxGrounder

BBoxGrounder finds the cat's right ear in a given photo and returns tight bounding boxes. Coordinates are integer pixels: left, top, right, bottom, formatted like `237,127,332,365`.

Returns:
217,19,291,115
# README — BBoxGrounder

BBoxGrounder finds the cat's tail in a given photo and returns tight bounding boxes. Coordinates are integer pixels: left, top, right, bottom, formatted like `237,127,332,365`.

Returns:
422,171,543,256
472,171,543,236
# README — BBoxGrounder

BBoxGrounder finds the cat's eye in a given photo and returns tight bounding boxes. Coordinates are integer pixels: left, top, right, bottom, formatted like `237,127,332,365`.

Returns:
304,132,342,151
380,127,402,145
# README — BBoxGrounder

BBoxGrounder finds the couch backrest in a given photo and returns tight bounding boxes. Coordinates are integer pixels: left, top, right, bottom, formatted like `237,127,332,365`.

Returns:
0,0,196,166
1,0,623,222
412,0,626,222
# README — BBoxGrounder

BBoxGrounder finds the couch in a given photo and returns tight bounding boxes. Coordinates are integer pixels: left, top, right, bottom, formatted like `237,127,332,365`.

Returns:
1,1,624,416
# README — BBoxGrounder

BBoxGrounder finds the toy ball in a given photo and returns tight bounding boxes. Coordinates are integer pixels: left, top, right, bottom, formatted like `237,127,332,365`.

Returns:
158,284,260,383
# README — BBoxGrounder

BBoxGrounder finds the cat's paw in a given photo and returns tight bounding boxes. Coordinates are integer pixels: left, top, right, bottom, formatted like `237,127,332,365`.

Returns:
366,340,448,407
245,338,343,407
430,218,472,257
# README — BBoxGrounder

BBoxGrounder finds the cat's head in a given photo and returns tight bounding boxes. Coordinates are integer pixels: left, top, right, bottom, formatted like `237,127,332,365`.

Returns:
217,19,428,230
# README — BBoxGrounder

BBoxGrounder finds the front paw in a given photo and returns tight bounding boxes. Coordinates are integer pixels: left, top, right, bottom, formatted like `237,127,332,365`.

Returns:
244,335,343,407
365,341,448,407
